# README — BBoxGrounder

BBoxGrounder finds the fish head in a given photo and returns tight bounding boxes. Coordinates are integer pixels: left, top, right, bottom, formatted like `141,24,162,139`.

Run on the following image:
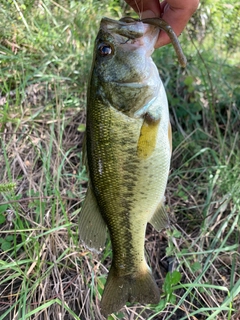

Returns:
89,17,161,118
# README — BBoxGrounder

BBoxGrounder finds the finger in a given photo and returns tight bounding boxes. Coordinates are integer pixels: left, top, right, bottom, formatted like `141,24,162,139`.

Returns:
156,0,199,47
124,0,161,18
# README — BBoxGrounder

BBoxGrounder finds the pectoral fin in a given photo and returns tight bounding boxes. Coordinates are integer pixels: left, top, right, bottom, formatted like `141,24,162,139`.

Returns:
79,185,107,252
137,115,160,159
149,198,169,232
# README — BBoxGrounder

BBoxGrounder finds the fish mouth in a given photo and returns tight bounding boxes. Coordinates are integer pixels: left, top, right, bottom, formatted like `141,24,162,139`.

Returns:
100,17,145,39
100,17,159,49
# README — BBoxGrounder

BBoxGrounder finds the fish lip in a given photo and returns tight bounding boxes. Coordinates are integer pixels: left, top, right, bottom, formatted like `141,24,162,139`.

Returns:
101,16,143,27
101,17,142,28
112,81,146,87
100,16,158,41
111,77,156,88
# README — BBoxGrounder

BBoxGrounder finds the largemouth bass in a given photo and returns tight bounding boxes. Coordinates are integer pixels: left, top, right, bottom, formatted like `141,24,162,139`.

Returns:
79,17,178,316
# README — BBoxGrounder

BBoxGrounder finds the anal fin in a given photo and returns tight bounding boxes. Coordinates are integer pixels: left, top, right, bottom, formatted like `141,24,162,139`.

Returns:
149,198,169,232
79,185,107,253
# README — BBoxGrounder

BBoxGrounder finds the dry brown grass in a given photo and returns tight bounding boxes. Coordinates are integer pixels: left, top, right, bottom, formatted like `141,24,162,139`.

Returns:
0,84,239,320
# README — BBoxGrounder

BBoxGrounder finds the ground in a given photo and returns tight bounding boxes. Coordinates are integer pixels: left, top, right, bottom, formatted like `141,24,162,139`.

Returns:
0,1,239,319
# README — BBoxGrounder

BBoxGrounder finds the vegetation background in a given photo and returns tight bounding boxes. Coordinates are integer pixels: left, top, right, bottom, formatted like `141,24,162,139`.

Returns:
0,0,239,319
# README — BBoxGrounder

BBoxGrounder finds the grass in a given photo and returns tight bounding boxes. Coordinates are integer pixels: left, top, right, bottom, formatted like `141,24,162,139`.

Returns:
0,0,239,319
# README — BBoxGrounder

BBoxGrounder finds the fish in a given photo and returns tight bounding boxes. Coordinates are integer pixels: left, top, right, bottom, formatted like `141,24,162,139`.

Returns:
79,16,180,317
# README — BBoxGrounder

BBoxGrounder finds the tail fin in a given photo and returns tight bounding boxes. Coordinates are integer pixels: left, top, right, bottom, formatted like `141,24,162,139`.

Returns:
100,265,160,317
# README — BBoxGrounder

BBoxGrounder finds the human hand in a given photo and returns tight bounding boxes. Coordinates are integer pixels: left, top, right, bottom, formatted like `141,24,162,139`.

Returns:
124,0,199,48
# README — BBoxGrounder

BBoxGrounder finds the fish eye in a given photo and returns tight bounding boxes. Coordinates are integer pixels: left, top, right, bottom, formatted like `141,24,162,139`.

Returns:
98,44,113,57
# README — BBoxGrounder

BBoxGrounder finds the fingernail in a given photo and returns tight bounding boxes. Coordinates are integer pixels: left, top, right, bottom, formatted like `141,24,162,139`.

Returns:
141,10,157,19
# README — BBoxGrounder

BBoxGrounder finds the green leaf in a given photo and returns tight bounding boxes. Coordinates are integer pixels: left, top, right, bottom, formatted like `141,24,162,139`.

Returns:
166,246,173,256
172,229,182,238
169,294,177,304
77,124,86,132
1,241,12,251
97,276,106,296
155,298,166,311
5,235,14,242
163,273,172,294
191,261,202,273
163,271,181,295
184,75,194,86
0,204,8,214
115,312,125,319
0,183,16,192
171,271,181,285
0,214,6,224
